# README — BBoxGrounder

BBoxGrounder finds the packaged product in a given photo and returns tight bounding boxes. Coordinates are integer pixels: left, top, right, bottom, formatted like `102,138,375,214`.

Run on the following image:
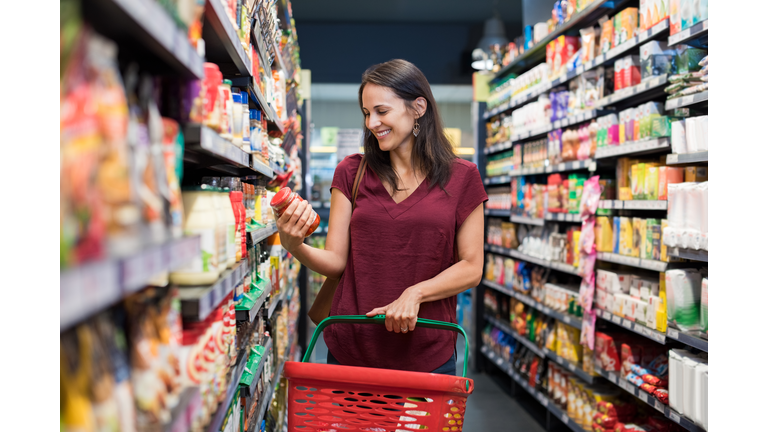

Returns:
600,19,615,53
665,269,703,331
614,8,638,47
645,166,660,200
595,332,626,371
580,26,599,63
684,166,707,183
631,218,644,258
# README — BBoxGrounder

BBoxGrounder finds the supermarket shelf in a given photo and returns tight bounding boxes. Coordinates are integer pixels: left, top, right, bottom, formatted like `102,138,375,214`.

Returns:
166,387,200,432
666,151,708,165
241,338,274,398
484,111,607,154
486,244,582,276
484,175,510,185
665,91,708,110
485,314,546,358
484,19,670,121
251,157,275,178
545,212,583,223
230,76,280,124
480,346,587,432
668,247,708,262
184,124,253,171
203,0,252,76
505,159,594,177
595,366,706,432
596,252,668,272
510,215,545,226
491,0,621,81
82,0,203,79
272,41,288,73
236,284,271,322
595,309,667,344
666,327,708,352
596,75,668,108
595,138,670,159
483,280,582,330
178,259,248,322
485,208,510,217
267,289,285,319
250,223,278,244
668,20,708,48
542,348,596,384
60,235,200,331
598,200,668,210
207,348,249,432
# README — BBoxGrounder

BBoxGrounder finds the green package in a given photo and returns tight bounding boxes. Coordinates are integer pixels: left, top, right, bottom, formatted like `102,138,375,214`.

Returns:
645,219,660,260
651,116,672,137
645,166,659,200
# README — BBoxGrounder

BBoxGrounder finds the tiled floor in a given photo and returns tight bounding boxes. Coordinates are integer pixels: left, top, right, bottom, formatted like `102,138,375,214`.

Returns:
308,333,548,431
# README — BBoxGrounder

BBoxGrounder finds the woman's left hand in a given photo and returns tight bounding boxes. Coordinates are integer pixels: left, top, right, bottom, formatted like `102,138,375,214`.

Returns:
366,287,423,334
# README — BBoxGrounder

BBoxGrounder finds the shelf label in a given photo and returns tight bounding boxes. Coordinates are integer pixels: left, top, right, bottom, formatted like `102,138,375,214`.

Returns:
667,328,679,339
669,411,681,423
681,95,695,106
619,380,632,393
623,319,634,330
608,372,617,383
537,393,549,407
561,413,569,424
638,392,648,403
654,400,665,413
612,315,622,324
567,363,576,372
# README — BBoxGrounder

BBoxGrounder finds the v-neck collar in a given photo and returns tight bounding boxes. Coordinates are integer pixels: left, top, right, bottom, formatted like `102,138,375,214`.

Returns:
368,166,431,219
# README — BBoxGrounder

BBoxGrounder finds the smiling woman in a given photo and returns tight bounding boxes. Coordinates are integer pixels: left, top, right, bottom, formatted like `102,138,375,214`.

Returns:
275,59,487,376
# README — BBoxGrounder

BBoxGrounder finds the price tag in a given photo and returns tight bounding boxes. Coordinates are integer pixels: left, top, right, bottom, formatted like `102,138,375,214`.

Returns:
612,315,622,324
537,393,549,407
623,319,634,330
576,65,584,75
608,372,617,383
564,315,571,324
654,400,665,413
561,413,569,424
638,392,648,403
681,95,695,106
620,380,632,392
669,411,681,423
678,28,692,41
567,363,576,372
703,20,709,30
556,357,564,365
667,328,679,339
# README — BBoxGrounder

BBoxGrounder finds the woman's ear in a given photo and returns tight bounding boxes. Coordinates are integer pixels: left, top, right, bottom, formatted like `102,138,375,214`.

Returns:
413,97,428,118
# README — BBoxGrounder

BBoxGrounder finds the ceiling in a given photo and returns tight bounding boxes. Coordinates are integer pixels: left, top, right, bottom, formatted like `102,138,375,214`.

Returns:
290,0,523,24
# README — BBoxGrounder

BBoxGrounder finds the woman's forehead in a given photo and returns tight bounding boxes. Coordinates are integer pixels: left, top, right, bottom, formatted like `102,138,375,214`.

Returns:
362,84,402,109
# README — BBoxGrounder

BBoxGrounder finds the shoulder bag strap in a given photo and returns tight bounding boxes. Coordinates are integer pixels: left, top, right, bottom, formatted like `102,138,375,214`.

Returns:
351,156,367,210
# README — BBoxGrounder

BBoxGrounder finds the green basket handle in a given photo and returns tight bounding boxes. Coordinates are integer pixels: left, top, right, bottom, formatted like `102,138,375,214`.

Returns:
303,314,470,379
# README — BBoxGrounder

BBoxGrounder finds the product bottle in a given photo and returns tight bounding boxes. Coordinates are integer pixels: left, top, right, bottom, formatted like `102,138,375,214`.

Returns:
170,185,221,285
250,109,263,158
270,187,320,236
219,79,234,140
221,185,236,269
202,177,227,275
241,92,250,153
223,177,242,263
232,92,243,146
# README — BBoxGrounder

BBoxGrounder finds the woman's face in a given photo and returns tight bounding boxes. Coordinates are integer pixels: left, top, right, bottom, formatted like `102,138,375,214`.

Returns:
361,84,417,152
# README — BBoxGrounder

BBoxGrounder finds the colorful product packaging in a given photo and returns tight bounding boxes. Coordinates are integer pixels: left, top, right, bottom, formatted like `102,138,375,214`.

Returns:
619,217,633,256
600,19,615,53
614,8,639,47
631,218,643,258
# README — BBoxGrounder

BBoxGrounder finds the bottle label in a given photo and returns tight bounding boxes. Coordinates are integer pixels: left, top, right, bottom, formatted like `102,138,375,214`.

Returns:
176,228,217,273
227,223,236,261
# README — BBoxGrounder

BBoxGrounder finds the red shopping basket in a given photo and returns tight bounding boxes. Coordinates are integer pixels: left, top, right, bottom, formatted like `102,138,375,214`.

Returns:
284,315,474,432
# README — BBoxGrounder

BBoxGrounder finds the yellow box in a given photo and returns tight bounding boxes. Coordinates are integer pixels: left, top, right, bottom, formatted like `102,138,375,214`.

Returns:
619,187,633,201
595,216,614,252
631,218,643,257
637,219,648,258
573,230,582,268
645,165,659,200
657,272,668,332
660,219,669,262
620,217,633,256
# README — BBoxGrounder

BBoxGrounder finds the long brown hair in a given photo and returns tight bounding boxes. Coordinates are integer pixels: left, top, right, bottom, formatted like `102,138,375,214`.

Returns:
358,59,456,192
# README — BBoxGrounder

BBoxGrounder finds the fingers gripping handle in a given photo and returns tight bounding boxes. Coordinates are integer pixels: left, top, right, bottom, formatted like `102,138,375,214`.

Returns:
303,314,471,380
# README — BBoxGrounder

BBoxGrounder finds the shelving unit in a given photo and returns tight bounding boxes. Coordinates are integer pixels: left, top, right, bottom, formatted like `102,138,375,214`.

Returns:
486,244,582,276
480,346,588,432
476,5,708,429
596,252,669,272
60,1,307,431
666,151,708,165
60,235,200,330
484,208,510,217
483,280,583,330
668,20,708,47
668,247,708,262
598,200,668,210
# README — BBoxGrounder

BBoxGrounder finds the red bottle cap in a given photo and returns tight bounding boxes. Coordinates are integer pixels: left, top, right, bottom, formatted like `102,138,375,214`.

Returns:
270,187,293,207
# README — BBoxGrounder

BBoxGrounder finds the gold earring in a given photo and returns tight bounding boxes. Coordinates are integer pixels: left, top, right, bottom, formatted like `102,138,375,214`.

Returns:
412,119,420,137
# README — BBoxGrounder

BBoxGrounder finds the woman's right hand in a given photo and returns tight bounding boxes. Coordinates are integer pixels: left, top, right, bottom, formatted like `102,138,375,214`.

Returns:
275,199,316,254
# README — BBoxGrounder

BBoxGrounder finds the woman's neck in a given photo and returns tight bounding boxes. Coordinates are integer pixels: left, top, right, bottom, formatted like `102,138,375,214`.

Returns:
389,135,420,181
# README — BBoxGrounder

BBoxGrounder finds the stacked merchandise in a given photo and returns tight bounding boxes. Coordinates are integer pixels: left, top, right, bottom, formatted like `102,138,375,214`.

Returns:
664,55,707,101
60,0,307,431
670,114,708,156
486,187,513,211
484,252,581,308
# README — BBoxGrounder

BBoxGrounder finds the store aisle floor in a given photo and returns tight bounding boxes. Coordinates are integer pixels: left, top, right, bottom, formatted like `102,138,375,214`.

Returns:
309,332,547,432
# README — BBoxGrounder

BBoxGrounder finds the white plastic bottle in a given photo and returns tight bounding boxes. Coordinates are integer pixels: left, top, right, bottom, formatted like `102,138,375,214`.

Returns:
170,186,220,285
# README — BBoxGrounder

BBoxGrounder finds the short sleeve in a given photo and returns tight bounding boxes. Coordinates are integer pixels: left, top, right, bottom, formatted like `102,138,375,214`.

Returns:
455,162,488,228
330,154,363,202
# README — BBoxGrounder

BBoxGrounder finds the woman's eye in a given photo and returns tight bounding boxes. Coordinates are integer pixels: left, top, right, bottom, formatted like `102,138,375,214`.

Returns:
378,111,388,115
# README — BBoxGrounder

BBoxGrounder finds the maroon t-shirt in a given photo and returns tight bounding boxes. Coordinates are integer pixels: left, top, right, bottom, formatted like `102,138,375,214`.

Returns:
325,154,488,372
